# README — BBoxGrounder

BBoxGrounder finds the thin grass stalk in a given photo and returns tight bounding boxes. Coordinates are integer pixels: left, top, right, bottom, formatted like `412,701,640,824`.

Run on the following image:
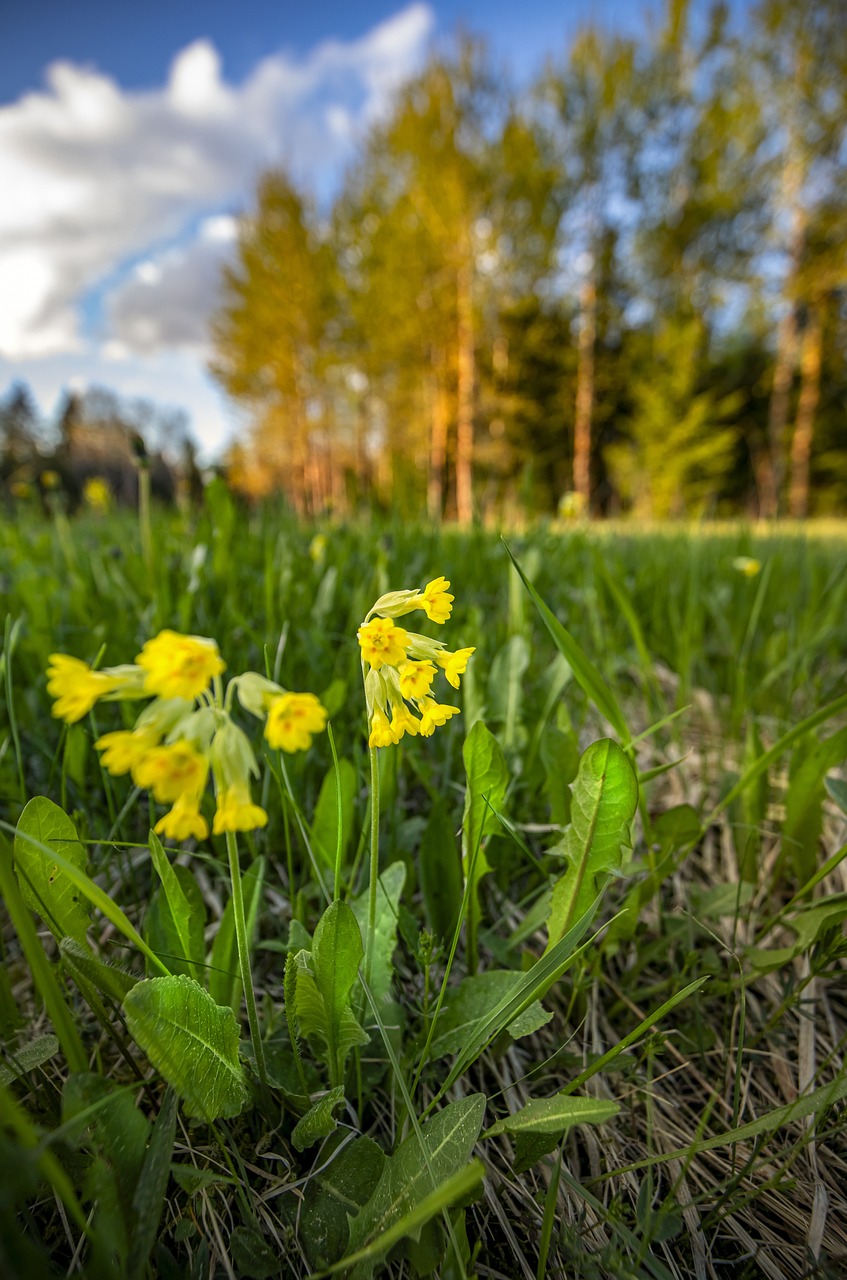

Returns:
363,745,380,989
224,829,269,1099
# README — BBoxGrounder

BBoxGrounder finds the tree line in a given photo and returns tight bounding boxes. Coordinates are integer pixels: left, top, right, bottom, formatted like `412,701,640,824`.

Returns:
212,0,847,521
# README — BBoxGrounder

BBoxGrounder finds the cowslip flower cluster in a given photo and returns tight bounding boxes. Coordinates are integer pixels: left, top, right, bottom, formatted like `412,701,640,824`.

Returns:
357,576,475,747
46,631,327,843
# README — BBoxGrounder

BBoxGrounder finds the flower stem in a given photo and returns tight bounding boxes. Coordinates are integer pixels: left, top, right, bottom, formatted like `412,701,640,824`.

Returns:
225,829,269,1098
364,745,380,989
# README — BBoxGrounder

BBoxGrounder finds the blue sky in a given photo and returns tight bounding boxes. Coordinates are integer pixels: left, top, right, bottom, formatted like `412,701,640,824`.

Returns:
0,0,722,460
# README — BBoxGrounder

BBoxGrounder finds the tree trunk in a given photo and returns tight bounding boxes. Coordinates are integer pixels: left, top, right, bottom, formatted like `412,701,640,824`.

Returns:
788,303,823,519
427,371,448,521
573,271,596,512
455,259,474,525
763,171,805,519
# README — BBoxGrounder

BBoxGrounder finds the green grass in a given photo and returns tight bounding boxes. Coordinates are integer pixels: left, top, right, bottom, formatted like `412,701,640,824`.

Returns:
1,496,847,1279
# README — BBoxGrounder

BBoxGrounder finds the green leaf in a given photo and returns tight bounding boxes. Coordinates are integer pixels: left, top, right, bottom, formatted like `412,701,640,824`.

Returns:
209,856,265,1013
429,971,551,1060
122,975,249,1121
0,1034,60,1087
62,1072,151,1263
825,775,847,815
312,758,357,870
230,1226,279,1280
170,1164,236,1194
147,832,206,979
295,1135,385,1270
293,954,368,1089
60,936,138,1004
418,796,463,943
484,1093,620,1138
13,796,89,944
291,1085,346,1152
505,543,630,743
127,1088,178,1280
342,1095,486,1279
312,900,367,1086
462,720,508,966
784,728,847,882
351,862,406,1007
546,738,638,949
488,635,530,750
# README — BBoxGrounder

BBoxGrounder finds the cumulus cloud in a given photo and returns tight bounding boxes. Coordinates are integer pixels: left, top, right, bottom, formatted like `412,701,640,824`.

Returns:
0,4,433,360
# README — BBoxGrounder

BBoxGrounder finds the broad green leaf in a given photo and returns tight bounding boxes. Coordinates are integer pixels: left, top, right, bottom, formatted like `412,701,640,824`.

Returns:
14,796,89,944
123,975,249,1121
144,862,206,980
230,1226,279,1280
293,951,368,1089
418,796,463,943
546,739,638,950
784,727,847,882
0,1034,59,1087
428,971,551,1060
505,544,630,744
825,775,847,815
147,832,206,979
0,833,87,1074
484,1093,620,1138
351,862,406,1006
209,857,265,1013
462,720,508,966
127,1089,178,1280
540,724,579,826
291,1085,346,1152
60,936,138,1004
488,635,530,751
343,1095,486,1279
295,1134,385,1270
312,900,366,1085
62,1072,150,1263
312,758,357,870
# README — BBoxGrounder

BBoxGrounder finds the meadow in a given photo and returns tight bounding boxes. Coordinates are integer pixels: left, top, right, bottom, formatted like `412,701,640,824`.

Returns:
1,492,847,1280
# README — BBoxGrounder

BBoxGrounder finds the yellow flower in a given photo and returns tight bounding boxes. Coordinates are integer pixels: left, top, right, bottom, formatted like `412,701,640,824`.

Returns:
390,702,421,741
358,617,409,670
417,697,460,737
133,740,209,804
264,692,328,753
368,705,397,749
438,646,476,690
421,577,454,624
96,728,159,776
398,660,436,700
154,793,209,842
733,556,761,578
309,533,328,564
212,782,268,834
136,630,225,700
47,654,128,724
83,476,111,512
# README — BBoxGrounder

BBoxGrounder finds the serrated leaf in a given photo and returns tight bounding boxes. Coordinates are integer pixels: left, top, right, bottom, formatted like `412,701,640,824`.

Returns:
13,797,89,943
60,936,138,1003
351,862,406,1006
546,738,638,949
170,1164,236,1194
209,857,265,1013
291,1086,346,1152
123,975,249,1120
429,971,551,1060
0,1034,60,1087
484,1093,620,1138
293,952,368,1089
343,1095,485,1279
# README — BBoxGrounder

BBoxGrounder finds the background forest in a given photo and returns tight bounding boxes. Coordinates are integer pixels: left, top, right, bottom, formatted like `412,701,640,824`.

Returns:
3,0,847,521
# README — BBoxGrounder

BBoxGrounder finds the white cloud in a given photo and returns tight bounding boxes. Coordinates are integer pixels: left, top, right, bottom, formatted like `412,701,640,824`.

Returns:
0,3,433,362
